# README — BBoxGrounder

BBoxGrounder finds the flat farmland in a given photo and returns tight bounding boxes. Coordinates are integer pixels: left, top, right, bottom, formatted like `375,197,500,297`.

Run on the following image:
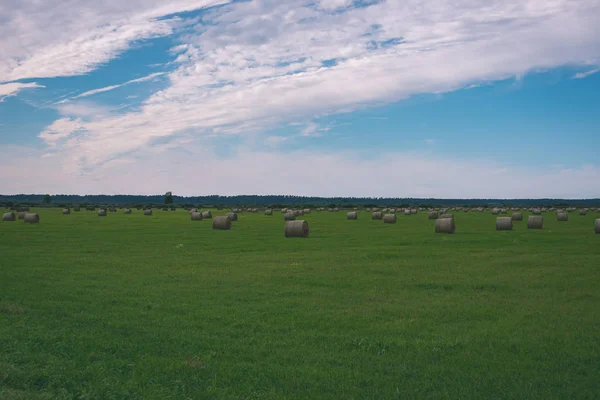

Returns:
1,209,599,399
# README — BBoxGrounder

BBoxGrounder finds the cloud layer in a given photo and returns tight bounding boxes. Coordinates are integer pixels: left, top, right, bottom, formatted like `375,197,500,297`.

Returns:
34,0,600,173
1,0,600,196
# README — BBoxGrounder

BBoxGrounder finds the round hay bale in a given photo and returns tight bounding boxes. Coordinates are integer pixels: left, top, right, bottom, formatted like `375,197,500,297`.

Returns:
144,209,153,216
98,209,107,217
18,212,26,220
404,210,411,216
190,208,198,213
333,207,339,212
284,212,296,221
252,208,258,213
435,218,455,233
532,209,542,215
428,211,438,219
440,213,454,219
557,212,568,221
226,212,238,221
190,212,203,221
124,209,132,214
2,212,16,222
491,208,500,215
580,210,587,216
527,216,543,229
496,217,513,231
281,208,288,213
212,216,231,230
62,209,70,215
24,213,39,224
285,220,309,238
295,210,304,216
372,208,380,212
109,207,117,212
372,212,383,220
264,210,273,216
383,214,396,224
303,209,311,214
202,211,212,219
347,211,358,220
500,208,507,214
411,209,417,214
511,212,523,221
595,219,600,234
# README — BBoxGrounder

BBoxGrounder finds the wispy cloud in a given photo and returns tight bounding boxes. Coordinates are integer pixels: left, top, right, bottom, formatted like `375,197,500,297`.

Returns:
573,68,600,79
70,72,166,100
0,0,230,82
0,82,44,102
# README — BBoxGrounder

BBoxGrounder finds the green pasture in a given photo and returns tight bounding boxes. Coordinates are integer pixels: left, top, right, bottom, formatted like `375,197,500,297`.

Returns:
1,208,599,399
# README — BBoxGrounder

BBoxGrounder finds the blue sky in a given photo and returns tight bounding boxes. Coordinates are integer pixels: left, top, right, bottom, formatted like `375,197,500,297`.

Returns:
1,0,599,197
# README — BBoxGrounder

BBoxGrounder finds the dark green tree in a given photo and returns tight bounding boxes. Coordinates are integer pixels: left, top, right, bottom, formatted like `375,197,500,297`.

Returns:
165,192,173,205
43,194,52,204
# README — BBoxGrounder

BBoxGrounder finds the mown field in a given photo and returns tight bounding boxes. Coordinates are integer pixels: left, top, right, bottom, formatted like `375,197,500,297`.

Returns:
1,208,599,399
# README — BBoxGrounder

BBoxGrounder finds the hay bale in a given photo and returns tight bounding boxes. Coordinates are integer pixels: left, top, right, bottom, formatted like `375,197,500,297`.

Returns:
527,216,543,229
428,211,438,219
24,213,40,224
303,209,311,214
62,209,70,215
383,214,397,224
333,207,339,212
511,212,523,221
2,212,16,222
595,219,600,234
264,210,273,216
404,210,411,216
124,209,132,214
212,216,232,230
285,220,309,238
202,211,212,219
281,208,288,213
295,210,304,216
252,208,258,213
532,209,542,215
435,218,455,233
372,212,383,220
491,208,500,215
284,212,296,221
372,208,380,212
411,209,417,214
440,213,454,219
496,217,513,231
500,208,507,214
190,212,203,221
580,210,587,216
190,208,198,213
18,212,26,220
557,212,568,221
226,212,238,221
98,209,107,217
144,209,153,216
109,207,117,212
347,211,358,220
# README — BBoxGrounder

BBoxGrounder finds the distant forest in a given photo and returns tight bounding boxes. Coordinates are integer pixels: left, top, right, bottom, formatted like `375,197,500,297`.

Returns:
1,194,600,208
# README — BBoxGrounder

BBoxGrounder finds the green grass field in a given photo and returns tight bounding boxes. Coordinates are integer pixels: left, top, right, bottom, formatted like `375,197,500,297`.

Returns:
1,208,599,399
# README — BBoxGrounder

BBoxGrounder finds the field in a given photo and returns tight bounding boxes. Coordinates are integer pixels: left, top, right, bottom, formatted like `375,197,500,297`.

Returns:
1,208,599,399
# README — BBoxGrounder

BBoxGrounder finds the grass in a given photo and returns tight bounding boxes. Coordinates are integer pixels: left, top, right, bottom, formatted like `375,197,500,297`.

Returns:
1,208,599,399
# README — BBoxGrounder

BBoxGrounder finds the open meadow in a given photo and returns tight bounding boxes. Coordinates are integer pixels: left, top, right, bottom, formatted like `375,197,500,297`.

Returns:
1,208,599,399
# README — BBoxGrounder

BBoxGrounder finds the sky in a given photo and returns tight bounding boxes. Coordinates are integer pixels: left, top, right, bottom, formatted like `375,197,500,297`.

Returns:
1,0,599,198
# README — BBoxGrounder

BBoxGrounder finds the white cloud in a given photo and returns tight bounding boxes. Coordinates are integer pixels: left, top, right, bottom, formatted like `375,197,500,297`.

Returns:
0,82,44,101
1,144,599,198
29,0,600,173
573,68,600,79
70,72,166,99
0,0,229,82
